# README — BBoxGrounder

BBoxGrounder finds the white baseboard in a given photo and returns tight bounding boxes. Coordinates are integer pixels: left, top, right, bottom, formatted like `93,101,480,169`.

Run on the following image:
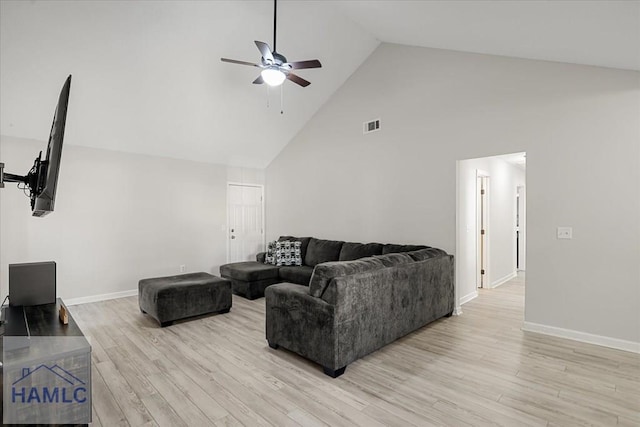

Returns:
454,291,478,316
459,291,478,306
491,271,517,288
522,321,640,354
64,289,138,306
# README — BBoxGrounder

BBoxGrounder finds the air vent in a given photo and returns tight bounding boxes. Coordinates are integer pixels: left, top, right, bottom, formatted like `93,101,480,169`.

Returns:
363,119,380,134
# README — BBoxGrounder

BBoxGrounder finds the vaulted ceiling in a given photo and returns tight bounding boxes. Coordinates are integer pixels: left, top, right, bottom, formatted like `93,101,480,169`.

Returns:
1,1,638,169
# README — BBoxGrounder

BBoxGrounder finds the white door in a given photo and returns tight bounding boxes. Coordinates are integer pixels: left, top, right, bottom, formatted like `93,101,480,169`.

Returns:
227,184,264,263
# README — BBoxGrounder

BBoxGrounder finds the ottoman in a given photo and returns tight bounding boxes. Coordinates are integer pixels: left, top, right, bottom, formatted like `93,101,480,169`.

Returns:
138,272,231,327
219,262,280,300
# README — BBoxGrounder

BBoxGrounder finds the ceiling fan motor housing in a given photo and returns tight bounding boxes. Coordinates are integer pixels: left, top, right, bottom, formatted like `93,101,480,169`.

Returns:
266,52,287,67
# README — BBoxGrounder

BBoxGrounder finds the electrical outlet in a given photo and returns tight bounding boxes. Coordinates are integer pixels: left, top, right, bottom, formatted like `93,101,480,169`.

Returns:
179,265,186,273
557,227,572,239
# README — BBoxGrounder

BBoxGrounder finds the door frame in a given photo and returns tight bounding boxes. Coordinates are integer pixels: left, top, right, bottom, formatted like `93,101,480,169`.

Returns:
226,182,265,263
517,184,526,271
476,170,490,289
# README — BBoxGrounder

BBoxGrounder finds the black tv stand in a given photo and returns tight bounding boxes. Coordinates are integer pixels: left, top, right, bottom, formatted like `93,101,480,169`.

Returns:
2,305,29,336
0,299,92,425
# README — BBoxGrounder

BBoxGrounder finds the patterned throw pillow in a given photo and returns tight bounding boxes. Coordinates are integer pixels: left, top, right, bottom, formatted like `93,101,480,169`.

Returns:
275,240,302,266
264,241,277,265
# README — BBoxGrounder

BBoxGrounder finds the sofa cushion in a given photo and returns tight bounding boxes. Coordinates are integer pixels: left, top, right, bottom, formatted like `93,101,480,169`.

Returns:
309,257,385,298
305,238,345,267
279,266,314,286
408,247,448,261
220,262,280,282
275,241,303,266
374,253,414,267
279,236,312,261
382,244,429,255
339,242,384,261
265,241,277,265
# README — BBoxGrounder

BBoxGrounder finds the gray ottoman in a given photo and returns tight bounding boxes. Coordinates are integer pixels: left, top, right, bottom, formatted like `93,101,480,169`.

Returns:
138,272,231,327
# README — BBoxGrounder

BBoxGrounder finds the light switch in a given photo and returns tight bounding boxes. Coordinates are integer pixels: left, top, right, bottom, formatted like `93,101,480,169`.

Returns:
557,227,572,239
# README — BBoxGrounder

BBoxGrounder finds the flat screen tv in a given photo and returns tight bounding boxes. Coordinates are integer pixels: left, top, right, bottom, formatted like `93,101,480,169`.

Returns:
0,75,71,217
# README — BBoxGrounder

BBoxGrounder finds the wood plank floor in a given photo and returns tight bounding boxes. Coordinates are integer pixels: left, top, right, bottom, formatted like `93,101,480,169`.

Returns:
69,275,639,426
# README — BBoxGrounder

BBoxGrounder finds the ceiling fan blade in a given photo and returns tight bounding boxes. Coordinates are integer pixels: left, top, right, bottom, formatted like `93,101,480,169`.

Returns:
252,75,264,85
221,58,261,67
286,72,311,87
254,41,274,63
286,59,322,70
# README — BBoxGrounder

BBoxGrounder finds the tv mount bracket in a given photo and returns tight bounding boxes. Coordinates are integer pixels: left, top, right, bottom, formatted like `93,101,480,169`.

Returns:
1,151,50,216
0,162,32,189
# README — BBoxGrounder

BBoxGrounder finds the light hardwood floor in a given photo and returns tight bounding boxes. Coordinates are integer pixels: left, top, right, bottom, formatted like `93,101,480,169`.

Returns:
70,275,639,426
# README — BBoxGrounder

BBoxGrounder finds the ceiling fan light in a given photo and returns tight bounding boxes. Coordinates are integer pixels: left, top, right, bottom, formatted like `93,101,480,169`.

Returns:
261,68,286,86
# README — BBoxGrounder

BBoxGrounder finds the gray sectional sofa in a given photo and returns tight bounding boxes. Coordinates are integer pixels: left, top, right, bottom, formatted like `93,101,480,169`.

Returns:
221,236,455,377
219,236,428,299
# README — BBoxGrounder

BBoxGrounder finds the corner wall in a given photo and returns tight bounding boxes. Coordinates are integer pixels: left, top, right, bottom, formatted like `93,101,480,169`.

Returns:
265,43,640,346
0,136,263,302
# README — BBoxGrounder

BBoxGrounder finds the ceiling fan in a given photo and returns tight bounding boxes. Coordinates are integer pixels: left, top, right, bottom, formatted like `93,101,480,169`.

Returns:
221,0,322,88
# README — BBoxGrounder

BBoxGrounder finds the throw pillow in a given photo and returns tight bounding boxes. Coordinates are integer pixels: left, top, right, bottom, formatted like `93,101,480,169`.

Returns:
275,240,302,266
264,240,277,265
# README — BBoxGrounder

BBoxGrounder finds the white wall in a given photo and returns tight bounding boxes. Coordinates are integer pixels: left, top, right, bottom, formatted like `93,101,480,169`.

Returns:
0,136,263,302
266,43,640,346
457,155,525,304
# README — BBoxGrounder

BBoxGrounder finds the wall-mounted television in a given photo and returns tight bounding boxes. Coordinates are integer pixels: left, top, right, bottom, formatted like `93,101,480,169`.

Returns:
0,75,71,217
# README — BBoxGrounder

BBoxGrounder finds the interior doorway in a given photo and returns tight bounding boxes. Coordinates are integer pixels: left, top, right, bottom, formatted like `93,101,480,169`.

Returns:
455,152,526,314
227,183,265,263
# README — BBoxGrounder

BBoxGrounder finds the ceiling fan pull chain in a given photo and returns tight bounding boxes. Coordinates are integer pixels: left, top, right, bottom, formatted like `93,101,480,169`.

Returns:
280,83,284,114
267,84,270,108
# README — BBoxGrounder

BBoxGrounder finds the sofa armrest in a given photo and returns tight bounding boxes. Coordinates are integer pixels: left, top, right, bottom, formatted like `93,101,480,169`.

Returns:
256,252,266,263
265,283,338,369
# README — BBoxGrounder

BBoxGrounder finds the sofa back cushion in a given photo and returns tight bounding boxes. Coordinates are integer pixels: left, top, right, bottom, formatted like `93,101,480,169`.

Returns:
339,242,384,261
382,244,429,255
305,238,344,267
278,236,311,262
373,252,414,267
309,257,385,297
408,247,448,261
